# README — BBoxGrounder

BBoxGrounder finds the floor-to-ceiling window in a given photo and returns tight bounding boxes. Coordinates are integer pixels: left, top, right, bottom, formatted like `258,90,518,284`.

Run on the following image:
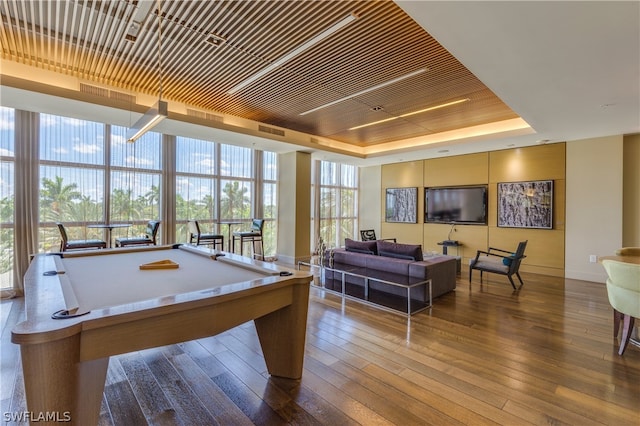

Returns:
175,136,218,242
261,151,278,256
313,160,358,249
0,107,14,290
38,114,106,251
110,126,162,240
174,137,278,256
2,107,283,291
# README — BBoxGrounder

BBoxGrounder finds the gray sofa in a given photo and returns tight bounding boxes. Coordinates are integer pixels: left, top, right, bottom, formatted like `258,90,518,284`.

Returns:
322,239,457,308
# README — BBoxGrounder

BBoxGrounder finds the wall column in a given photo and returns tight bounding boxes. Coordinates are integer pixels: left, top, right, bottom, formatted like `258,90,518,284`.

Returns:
276,152,311,265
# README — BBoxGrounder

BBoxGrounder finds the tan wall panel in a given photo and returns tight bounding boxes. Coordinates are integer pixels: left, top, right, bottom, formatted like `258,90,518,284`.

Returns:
488,227,565,270
381,160,424,243
382,222,423,245
381,160,424,187
623,134,640,246
381,143,566,276
424,223,488,263
490,143,565,183
424,152,489,186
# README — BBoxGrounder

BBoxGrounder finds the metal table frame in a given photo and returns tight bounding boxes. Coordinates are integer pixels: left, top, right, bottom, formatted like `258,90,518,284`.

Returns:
298,261,431,316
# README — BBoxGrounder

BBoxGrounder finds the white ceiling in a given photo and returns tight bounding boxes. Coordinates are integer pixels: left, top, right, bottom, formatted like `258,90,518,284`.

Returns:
391,1,640,163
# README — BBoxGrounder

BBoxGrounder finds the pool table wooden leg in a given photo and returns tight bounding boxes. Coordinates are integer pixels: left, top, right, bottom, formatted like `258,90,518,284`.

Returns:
20,333,108,426
253,281,310,379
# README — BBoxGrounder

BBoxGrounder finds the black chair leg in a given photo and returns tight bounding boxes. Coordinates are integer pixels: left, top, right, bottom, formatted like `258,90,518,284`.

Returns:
507,275,517,289
619,315,635,355
516,272,525,286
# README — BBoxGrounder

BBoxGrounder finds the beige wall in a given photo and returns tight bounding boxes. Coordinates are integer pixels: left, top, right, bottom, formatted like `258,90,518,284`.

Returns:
565,136,623,282
276,151,311,265
359,165,382,237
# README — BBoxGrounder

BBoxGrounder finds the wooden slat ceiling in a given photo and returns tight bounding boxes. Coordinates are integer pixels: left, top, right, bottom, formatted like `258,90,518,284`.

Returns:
0,0,520,147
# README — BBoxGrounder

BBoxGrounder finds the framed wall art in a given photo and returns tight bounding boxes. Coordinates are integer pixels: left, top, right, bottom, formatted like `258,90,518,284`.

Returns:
498,180,553,229
385,187,418,223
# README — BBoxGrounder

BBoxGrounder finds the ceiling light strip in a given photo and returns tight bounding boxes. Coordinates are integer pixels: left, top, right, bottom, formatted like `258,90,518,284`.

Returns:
126,100,168,142
348,98,470,131
227,13,358,94
299,68,428,116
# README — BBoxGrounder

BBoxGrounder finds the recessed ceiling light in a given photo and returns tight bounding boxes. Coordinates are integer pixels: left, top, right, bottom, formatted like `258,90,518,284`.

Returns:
205,33,226,47
537,139,550,144
299,68,428,115
507,143,515,147
348,98,470,131
437,149,449,153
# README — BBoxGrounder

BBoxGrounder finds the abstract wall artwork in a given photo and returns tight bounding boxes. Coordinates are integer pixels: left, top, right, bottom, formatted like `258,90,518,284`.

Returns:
385,187,418,223
498,180,553,229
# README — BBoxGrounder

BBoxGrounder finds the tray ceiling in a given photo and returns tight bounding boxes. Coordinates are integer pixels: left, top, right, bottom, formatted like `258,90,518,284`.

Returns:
0,0,522,150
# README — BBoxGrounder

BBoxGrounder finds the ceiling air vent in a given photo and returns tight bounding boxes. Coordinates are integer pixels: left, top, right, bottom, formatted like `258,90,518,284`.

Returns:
80,83,135,104
109,91,135,104
258,125,285,137
186,109,223,123
80,83,109,98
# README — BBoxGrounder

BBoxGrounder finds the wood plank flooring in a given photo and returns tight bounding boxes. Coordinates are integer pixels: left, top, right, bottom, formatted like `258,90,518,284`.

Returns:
1,272,639,425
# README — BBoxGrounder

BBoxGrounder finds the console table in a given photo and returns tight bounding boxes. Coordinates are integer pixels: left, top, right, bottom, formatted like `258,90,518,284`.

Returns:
298,261,431,316
437,240,462,274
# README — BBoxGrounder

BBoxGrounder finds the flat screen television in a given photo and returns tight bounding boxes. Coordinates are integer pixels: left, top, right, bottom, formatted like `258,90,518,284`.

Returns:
425,186,488,224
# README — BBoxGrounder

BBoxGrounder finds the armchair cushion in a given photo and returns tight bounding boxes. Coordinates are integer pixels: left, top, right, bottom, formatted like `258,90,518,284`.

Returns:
502,254,515,266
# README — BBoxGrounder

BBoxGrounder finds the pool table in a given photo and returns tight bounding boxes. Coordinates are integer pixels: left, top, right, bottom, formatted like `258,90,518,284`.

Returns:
12,244,312,425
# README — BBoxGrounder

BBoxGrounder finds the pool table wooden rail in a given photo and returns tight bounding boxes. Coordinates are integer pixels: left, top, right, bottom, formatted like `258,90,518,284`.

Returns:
12,245,312,426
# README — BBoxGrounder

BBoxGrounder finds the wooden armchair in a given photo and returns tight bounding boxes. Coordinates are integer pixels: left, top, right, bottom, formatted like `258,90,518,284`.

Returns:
359,229,396,243
469,240,528,289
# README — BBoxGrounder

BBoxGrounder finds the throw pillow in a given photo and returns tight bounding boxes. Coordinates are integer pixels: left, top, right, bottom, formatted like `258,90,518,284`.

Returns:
376,240,423,261
378,251,416,261
502,254,516,266
345,238,377,255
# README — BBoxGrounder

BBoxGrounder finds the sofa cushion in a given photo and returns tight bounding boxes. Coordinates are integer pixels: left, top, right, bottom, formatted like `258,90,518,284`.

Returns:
377,240,423,261
331,249,368,267
345,238,378,255
365,255,410,275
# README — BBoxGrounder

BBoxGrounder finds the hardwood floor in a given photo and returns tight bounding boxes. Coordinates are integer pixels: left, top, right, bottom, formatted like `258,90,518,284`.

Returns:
2,272,639,425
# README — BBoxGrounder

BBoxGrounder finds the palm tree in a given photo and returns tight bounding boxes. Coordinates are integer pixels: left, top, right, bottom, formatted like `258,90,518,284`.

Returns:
220,181,249,219
144,185,160,206
69,195,102,223
110,188,137,221
40,176,82,221
201,194,215,219
0,194,14,223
